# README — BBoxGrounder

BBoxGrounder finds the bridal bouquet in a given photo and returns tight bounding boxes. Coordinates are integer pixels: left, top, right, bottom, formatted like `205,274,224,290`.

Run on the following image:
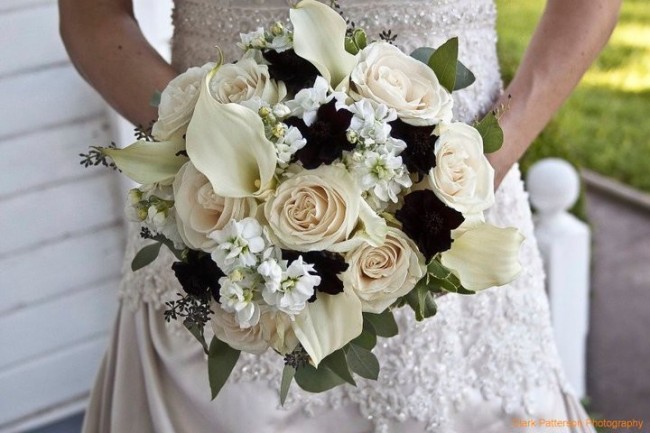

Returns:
83,0,523,402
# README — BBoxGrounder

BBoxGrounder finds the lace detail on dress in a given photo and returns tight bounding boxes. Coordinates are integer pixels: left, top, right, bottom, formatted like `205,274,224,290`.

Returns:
115,0,570,430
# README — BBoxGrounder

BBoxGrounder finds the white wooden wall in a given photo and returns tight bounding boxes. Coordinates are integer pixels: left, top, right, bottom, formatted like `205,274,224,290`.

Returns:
0,1,120,431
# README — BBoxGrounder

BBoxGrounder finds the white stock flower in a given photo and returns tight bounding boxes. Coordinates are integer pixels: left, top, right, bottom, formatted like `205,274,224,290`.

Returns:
209,57,287,106
286,76,330,126
355,151,412,206
173,162,257,252
429,122,495,214
210,218,267,273
273,125,307,168
152,63,213,141
269,34,293,52
343,227,426,313
349,42,453,126
260,256,321,317
218,274,262,328
238,27,268,50
348,100,397,144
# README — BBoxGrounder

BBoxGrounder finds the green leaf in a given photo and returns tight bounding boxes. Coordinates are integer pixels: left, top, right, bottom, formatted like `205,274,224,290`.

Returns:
363,310,398,338
475,111,504,153
410,47,435,64
294,363,346,393
208,337,241,400
426,259,475,295
131,242,162,271
345,343,380,380
183,319,208,354
353,28,368,50
345,37,359,55
454,60,476,91
351,322,377,350
280,365,296,406
321,349,356,386
405,286,438,321
427,37,459,92
149,90,162,108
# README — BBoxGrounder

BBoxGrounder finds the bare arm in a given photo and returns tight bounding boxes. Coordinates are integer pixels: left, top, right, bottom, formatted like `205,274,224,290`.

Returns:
489,0,622,187
59,0,177,126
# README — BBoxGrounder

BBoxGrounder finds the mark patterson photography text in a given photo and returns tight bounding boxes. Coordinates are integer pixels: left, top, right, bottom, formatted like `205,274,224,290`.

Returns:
513,418,645,430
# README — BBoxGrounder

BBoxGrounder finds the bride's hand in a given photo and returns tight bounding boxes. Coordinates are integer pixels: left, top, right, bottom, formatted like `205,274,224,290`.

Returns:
486,0,621,190
59,0,177,126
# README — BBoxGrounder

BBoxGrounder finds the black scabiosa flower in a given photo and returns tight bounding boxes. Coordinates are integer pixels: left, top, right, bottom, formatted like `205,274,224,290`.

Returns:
171,250,225,302
263,49,320,96
285,99,354,169
395,190,464,261
389,119,439,179
282,249,349,301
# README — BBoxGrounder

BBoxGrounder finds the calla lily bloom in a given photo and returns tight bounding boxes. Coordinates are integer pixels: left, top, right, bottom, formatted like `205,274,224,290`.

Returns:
292,288,363,367
290,0,357,88
440,223,524,291
102,138,187,184
185,69,277,198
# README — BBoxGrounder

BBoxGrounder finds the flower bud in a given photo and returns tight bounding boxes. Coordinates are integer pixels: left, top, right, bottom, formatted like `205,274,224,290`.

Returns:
270,22,285,37
272,103,291,119
346,129,359,144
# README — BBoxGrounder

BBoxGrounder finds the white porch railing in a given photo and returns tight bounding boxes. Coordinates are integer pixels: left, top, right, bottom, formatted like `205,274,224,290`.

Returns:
527,158,591,399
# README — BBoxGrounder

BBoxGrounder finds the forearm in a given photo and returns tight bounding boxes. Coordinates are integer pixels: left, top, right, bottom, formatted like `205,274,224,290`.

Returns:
489,0,621,187
59,0,176,126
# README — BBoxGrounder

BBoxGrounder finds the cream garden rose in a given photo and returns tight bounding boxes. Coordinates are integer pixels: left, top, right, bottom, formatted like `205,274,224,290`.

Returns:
264,165,368,252
173,162,257,251
343,227,425,313
429,122,495,214
151,63,213,141
349,42,453,126
209,57,287,106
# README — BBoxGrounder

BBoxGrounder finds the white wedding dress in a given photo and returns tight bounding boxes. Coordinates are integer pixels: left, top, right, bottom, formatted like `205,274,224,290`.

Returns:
83,1,595,432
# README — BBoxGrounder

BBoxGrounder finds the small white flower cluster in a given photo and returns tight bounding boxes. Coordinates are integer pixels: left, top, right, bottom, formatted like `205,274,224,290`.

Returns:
125,184,185,248
238,22,293,53
286,76,347,126
344,100,413,210
209,218,321,328
258,103,307,170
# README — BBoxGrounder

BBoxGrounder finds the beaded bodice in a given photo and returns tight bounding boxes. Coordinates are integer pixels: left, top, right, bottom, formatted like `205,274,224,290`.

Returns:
118,1,568,431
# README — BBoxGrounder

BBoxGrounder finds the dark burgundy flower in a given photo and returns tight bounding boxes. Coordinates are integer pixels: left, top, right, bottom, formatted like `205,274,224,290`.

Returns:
389,119,439,179
285,100,354,169
395,190,464,261
282,249,349,301
263,49,320,96
172,250,224,302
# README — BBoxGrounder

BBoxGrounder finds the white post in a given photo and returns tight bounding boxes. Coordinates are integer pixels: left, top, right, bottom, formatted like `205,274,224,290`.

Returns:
526,158,591,399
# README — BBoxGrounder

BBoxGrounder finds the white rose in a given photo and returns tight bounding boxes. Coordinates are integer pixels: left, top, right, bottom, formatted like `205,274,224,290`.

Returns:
173,162,257,252
264,165,364,252
209,57,287,106
343,227,425,313
259,310,299,355
210,306,269,354
429,122,495,214
152,63,213,141
349,42,453,126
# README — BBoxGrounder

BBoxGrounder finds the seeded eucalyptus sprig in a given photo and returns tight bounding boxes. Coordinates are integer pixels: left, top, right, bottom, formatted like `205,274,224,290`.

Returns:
79,143,118,170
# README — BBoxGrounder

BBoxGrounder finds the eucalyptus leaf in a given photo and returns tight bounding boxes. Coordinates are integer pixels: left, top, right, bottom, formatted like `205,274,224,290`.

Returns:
280,365,296,406
351,322,377,350
208,337,241,400
322,349,356,386
363,310,398,338
346,343,380,380
183,319,209,355
295,363,346,393
410,47,435,64
131,242,162,271
427,37,458,92
149,90,162,108
405,286,438,321
475,111,504,153
353,28,368,50
454,60,476,91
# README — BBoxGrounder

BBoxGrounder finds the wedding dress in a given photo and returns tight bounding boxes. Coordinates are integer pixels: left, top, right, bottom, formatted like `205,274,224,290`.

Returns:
82,1,595,432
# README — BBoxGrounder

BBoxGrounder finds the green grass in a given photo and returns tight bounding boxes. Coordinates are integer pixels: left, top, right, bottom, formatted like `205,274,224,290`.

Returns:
496,0,650,193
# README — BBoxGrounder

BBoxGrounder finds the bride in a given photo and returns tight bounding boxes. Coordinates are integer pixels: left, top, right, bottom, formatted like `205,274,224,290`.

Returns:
59,0,621,432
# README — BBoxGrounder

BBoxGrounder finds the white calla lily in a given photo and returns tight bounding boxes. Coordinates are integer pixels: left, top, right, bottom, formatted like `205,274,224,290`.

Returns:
103,138,187,184
290,0,357,88
440,223,524,291
291,288,363,367
185,70,277,198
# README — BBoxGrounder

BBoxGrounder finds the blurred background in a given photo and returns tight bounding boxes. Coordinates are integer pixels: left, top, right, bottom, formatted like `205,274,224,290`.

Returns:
0,0,648,432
